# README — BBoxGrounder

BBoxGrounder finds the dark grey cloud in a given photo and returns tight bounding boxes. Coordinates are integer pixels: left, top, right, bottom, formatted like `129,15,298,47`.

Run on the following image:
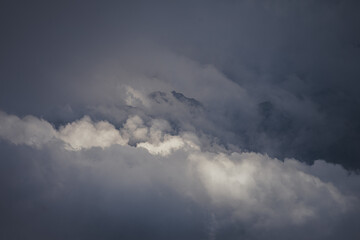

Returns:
1,0,360,239
1,0,359,168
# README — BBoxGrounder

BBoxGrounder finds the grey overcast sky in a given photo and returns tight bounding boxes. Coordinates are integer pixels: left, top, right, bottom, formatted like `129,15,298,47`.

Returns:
1,1,360,239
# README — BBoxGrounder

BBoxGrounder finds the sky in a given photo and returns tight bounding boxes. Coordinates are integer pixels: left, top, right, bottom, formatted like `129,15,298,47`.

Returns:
0,1,360,239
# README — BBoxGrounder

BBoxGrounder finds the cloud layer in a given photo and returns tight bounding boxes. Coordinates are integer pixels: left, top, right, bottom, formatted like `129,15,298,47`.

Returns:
1,110,359,239
1,1,360,239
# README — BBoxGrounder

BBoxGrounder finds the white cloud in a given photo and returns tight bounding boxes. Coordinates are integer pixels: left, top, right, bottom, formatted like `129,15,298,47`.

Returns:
57,116,128,150
0,111,128,151
190,152,353,228
137,135,185,156
0,111,56,148
121,115,149,143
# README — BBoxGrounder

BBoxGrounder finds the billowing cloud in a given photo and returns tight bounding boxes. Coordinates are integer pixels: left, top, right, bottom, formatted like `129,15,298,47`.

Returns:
1,1,360,239
57,116,128,150
0,111,128,150
0,110,359,239
191,152,352,227
0,111,56,147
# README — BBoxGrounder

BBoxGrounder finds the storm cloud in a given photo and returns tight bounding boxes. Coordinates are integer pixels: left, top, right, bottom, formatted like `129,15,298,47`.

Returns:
1,0,360,239
1,110,360,239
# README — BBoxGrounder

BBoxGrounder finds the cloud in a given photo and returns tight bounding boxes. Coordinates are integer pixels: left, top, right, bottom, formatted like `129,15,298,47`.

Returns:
0,110,359,239
0,111,128,151
137,135,185,156
137,133,200,156
1,1,360,239
57,116,128,150
191,152,353,228
0,111,56,148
